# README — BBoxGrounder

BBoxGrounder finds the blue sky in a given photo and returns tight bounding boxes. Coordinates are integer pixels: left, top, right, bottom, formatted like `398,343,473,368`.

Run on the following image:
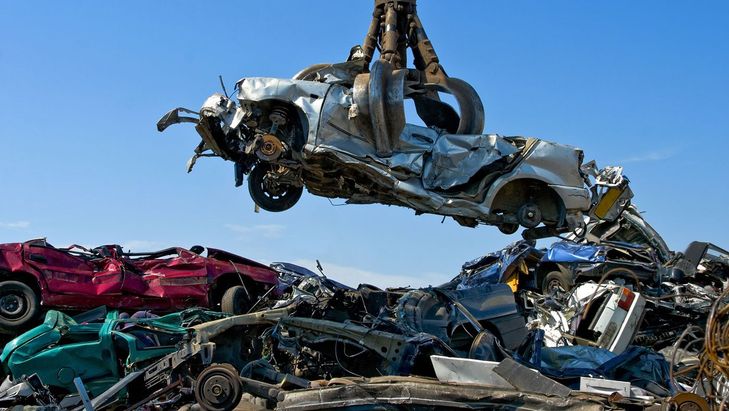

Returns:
1,1,727,288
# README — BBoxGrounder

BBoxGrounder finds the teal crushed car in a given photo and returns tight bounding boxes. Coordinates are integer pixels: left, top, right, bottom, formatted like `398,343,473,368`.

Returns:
0,307,225,398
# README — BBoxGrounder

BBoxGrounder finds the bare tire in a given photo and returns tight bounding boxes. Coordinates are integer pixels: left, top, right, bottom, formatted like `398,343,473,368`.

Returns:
247,165,303,212
542,271,572,294
221,286,251,315
194,363,242,411
0,281,39,330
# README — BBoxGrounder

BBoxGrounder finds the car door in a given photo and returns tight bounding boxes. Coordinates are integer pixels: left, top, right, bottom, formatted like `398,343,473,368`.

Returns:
118,255,156,309
121,249,208,310
24,243,95,293
23,243,123,308
144,249,209,307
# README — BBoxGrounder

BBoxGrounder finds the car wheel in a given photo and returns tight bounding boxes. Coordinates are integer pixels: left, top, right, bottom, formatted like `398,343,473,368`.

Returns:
603,267,642,290
220,286,251,315
517,203,542,228
0,281,39,330
247,165,303,212
194,363,242,411
542,271,572,294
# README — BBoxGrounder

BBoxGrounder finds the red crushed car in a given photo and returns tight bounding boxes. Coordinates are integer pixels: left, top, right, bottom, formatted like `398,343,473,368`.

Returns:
0,239,279,332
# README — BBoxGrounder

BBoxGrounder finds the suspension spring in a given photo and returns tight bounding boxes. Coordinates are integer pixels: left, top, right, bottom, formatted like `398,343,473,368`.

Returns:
269,106,289,135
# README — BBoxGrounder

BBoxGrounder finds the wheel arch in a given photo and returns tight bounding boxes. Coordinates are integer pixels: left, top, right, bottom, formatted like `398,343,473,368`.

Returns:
210,272,262,309
0,270,43,298
253,98,311,152
487,177,566,225
535,262,573,291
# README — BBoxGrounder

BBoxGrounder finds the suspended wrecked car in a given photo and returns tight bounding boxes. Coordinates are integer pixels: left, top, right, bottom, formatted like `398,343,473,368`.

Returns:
157,59,615,238
0,239,279,333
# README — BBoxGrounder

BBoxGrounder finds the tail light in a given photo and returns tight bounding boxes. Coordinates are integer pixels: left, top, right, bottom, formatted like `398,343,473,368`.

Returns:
617,287,635,311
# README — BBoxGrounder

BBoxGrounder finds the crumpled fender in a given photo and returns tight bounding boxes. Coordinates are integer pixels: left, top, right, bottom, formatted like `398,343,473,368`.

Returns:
0,243,25,273
156,107,199,132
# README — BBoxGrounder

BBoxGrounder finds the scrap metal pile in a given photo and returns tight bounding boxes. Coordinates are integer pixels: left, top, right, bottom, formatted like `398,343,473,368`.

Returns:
1,0,726,410
0,218,726,410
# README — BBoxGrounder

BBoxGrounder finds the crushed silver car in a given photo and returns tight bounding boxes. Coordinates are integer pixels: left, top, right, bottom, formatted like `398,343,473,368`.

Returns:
157,65,607,237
